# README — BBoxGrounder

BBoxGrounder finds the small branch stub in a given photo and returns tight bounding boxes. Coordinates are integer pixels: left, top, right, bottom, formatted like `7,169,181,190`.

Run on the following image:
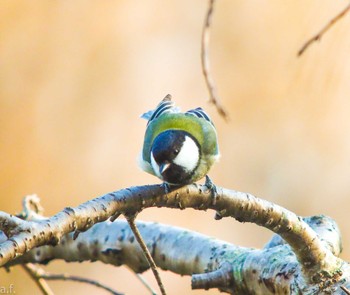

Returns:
192,262,233,290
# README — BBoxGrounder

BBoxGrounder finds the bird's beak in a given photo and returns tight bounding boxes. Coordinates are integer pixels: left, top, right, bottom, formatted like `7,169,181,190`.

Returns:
159,163,170,174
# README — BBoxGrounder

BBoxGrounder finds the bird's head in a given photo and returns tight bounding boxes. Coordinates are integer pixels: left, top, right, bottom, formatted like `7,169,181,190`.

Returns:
150,130,200,185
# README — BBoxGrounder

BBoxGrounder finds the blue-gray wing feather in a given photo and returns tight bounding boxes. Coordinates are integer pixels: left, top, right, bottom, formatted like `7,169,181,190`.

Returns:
186,107,214,125
141,95,213,127
141,94,180,125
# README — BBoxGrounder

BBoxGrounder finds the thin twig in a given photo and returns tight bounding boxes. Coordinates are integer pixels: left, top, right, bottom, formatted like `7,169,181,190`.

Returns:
126,215,166,295
298,3,350,56
23,263,123,295
127,265,157,294
22,264,54,295
135,273,157,295
201,0,228,119
42,274,123,295
341,285,350,295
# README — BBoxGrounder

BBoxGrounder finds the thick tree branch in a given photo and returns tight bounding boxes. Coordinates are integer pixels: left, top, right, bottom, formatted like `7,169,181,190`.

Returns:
0,184,349,293
0,184,339,277
0,185,342,277
4,215,348,294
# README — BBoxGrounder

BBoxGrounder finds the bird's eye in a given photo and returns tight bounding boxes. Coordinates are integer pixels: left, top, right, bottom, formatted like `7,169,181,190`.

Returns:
173,149,179,155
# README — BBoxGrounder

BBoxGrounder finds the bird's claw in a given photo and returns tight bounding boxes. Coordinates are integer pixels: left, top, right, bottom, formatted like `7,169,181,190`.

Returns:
205,175,217,200
205,175,222,220
161,182,171,194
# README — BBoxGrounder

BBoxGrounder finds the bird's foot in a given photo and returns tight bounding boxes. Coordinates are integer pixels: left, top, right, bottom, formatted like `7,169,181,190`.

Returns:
205,175,222,220
160,182,171,194
160,182,184,194
205,175,217,200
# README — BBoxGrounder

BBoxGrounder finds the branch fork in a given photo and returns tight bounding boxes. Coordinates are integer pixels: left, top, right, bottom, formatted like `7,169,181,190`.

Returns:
0,183,349,294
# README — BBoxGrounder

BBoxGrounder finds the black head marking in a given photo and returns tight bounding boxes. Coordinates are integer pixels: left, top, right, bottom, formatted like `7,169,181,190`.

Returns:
152,130,185,163
151,130,200,185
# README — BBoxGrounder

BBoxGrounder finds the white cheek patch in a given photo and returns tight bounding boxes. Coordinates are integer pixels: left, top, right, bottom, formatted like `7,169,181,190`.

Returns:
173,136,199,172
151,152,161,178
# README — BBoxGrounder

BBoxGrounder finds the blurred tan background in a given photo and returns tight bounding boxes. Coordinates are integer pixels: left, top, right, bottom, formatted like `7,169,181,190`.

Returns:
1,0,350,294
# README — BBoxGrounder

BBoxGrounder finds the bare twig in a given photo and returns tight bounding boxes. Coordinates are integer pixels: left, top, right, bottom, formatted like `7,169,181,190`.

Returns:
126,214,166,295
23,263,123,295
42,274,123,295
22,264,54,295
134,273,157,295
341,285,350,295
201,0,228,119
298,3,350,56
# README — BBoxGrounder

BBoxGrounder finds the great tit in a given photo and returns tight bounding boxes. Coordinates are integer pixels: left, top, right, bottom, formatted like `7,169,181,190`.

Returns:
139,94,220,185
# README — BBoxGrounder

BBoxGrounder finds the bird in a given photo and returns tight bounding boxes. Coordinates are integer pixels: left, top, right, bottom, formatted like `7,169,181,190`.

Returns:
139,94,220,186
